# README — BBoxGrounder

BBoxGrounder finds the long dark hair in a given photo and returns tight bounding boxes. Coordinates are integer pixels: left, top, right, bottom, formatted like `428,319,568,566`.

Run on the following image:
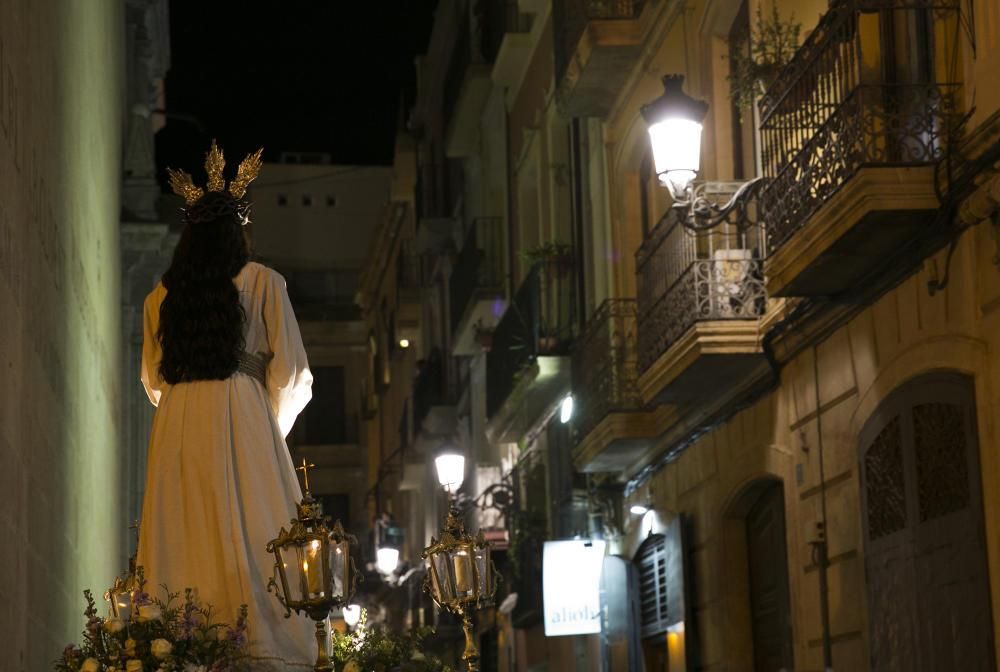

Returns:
158,192,250,384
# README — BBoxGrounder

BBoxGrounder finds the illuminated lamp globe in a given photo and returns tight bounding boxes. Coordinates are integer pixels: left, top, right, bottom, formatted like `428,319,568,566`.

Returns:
640,75,709,194
435,452,466,494
342,603,361,628
376,547,400,575
559,394,574,424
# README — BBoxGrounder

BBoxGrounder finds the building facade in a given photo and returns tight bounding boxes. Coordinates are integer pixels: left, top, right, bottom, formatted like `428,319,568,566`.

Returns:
361,0,1000,670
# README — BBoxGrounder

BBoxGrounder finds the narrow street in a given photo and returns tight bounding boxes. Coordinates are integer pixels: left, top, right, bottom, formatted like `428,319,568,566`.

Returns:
3,1,1000,671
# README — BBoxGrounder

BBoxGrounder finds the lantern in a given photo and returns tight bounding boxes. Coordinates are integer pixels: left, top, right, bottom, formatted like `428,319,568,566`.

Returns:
423,506,498,672
267,461,359,672
104,571,137,621
640,74,709,195
105,524,141,620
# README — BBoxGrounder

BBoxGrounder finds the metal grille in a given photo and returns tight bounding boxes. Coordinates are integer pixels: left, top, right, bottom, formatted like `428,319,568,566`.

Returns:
636,533,670,638
571,299,641,443
864,415,906,540
758,1,962,252
636,206,766,374
913,402,970,521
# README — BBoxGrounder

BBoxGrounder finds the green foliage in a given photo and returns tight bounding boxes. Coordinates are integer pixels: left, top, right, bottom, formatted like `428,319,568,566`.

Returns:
519,241,574,269
55,570,250,671
331,610,454,672
727,5,802,112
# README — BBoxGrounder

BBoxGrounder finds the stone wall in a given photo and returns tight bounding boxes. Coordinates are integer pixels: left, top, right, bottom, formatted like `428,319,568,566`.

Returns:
628,220,1000,671
0,1,125,667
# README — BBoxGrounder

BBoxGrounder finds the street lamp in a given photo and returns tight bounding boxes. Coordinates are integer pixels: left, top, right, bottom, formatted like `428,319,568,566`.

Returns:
424,451,497,672
641,74,764,232
435,451,466,494
266,459,360,672
342,603,362,629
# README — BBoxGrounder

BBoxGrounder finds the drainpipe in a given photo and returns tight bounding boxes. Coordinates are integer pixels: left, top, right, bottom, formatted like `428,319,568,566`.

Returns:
810,345,834,671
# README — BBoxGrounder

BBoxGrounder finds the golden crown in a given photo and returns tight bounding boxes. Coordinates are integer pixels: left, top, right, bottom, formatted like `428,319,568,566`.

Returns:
167,140,264,206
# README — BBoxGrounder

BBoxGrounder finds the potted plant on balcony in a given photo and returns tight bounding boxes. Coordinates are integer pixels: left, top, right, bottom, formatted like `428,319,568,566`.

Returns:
521,241,574,278
727,5,801,113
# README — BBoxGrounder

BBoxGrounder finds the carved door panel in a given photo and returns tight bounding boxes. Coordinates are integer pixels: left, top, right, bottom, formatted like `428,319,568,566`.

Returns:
860,374,995,672
746,482,794,672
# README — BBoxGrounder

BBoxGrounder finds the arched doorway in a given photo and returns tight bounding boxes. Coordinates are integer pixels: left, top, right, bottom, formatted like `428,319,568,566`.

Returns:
724,478,794,672
859,372,995,671
745,482,794,672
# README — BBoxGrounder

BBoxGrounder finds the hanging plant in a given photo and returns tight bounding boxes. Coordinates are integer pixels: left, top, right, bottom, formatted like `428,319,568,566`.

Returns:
727,5,802,112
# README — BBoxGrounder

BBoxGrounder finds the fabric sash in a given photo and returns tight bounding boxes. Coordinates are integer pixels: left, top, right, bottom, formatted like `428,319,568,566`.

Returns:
236,351,269,385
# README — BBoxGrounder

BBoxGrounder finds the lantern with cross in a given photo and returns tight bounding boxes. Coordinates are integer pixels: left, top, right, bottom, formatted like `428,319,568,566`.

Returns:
104,521,141,620
267,459,360,672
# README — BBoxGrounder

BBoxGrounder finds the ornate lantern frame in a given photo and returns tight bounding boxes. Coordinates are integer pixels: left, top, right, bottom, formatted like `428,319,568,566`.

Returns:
422,504,498,672
267,465,361,672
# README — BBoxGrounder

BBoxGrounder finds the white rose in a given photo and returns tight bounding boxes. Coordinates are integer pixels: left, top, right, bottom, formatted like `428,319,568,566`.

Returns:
126,660,143,672
411,651,426,661
80,658,101,672
150,638,173,659
125,638,137,656
137,604,162,622
104,617,126,634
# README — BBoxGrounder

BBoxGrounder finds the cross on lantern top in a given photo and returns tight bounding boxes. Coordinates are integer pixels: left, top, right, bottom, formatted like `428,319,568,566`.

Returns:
296,458,316,493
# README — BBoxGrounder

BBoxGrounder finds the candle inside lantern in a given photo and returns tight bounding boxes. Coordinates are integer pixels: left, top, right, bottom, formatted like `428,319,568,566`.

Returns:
306,539,323,596
453,549,473,594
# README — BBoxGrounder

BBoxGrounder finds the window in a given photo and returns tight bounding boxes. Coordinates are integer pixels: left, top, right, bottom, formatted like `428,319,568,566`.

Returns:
317,493,350,529
728,0,753,179
301,366,347,444
302,194,313,207
277,194,288,206
636,534,670,638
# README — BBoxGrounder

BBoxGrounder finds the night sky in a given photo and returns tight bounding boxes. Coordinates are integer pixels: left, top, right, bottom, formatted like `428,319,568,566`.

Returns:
156,1,437,178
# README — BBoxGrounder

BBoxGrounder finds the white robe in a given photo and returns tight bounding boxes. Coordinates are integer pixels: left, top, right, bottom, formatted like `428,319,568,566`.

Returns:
137,261,315,669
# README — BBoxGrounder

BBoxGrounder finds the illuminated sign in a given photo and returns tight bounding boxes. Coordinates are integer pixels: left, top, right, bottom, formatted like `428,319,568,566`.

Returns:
542,539,606,637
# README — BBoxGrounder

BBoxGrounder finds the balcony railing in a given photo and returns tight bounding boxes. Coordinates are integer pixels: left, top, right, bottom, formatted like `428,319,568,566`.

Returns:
636,210,766,373
571,299,641,443
486,263,576,419
554,0,645,84
759,1,961,252
449,217,505,334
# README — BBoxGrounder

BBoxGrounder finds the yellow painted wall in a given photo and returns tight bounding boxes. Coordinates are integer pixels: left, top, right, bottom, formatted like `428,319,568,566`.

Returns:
0,0,124,666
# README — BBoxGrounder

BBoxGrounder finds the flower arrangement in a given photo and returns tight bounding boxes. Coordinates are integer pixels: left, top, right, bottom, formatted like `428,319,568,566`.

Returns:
55,569,250,672
727,5,802,112
331,609,453,672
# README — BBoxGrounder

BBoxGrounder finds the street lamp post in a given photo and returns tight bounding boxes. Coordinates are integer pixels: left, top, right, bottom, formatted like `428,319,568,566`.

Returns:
423,451,498,672
641,74,765,232
266,460,360,672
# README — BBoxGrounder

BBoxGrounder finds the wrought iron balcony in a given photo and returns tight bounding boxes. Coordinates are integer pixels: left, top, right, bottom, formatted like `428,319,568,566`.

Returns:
554,0,646,116
571,299,641,441
759,0,961,296
636,201,767,404
486,263,576,437
450,218,506,355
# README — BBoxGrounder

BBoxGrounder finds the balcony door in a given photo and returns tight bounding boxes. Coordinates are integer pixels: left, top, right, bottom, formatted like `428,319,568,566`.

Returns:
859,373,995,671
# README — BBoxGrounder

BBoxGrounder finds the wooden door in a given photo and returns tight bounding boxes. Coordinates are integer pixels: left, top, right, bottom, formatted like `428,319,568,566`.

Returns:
860,373,995,672
746,482,794,672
